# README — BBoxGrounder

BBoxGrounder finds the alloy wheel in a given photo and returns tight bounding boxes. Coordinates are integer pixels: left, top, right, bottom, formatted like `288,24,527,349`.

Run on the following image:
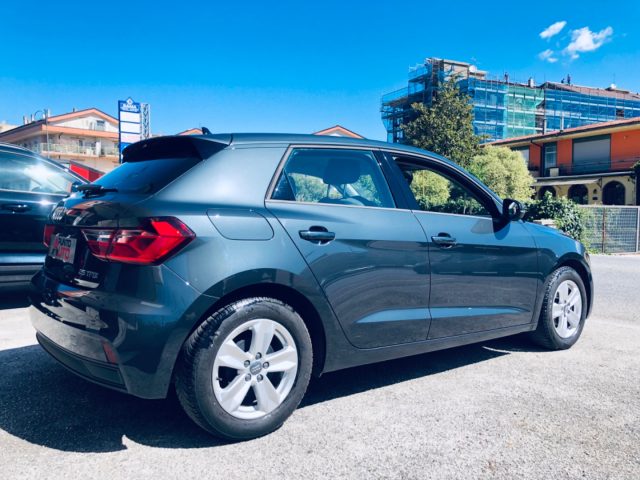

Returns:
552,280,582,339
212,318,298,419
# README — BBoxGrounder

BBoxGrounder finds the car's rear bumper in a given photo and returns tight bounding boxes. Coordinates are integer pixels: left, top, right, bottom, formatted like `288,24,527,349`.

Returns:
29,268,217,399
36,331,127,392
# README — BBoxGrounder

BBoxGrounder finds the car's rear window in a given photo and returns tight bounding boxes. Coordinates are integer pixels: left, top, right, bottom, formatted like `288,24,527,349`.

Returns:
95,157,201,194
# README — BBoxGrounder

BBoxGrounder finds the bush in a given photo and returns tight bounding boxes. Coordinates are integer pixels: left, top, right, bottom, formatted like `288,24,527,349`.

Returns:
525,192,585,242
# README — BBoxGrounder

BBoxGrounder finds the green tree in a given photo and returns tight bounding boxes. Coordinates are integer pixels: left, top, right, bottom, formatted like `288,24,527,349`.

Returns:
410,170,450,209
401,78,481,168
469,146,534,201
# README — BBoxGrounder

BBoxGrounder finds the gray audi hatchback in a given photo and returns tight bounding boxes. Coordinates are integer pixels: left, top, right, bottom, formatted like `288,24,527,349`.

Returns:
30,133,592,440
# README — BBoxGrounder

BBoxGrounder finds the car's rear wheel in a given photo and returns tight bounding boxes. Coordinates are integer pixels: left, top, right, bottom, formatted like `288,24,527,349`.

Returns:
530,266,587,350
175,297,312,440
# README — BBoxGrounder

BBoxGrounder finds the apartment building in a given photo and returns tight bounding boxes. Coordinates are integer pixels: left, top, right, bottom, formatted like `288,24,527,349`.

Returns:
0,108,119,173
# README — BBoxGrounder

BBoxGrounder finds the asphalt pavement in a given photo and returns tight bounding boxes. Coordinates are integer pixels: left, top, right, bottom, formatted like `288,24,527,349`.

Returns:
0,255,638,479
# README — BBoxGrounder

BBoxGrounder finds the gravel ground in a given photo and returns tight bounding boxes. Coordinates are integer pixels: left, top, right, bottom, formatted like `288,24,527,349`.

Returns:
0,255,638,479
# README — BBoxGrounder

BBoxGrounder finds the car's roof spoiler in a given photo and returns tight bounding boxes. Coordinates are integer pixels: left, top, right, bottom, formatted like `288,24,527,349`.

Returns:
122,135,232,162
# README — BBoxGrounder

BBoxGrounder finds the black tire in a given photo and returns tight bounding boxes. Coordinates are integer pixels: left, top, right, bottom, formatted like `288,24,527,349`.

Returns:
175,297,313,440
530,266,587,350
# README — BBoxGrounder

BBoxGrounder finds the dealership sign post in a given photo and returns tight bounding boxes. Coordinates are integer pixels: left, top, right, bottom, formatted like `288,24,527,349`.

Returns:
118,98,142,162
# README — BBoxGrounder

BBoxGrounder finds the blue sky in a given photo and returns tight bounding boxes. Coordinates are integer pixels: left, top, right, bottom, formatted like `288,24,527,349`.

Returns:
2,0,639,140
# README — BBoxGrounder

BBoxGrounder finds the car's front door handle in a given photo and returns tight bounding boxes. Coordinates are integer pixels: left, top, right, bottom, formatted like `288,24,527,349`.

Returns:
431,233,457,248
2,203,31,213
299,227,335,244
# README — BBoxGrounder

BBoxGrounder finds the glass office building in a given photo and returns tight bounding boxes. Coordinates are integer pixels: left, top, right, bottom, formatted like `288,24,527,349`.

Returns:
381,57,640,143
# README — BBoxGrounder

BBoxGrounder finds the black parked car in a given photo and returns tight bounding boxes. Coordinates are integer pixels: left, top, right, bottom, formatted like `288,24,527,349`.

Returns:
30,134,592,440
0,143,85,290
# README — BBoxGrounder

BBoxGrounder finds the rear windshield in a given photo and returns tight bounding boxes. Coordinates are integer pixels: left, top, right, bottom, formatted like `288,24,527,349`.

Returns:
95,157,201,194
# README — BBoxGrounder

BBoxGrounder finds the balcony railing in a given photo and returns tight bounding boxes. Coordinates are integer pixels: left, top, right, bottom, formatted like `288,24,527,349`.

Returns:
539,157,640,177
381,87,409,105
32,143,118,157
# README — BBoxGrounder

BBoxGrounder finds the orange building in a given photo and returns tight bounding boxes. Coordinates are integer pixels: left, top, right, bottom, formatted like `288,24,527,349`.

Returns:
490,117,640,205
0,108,119,173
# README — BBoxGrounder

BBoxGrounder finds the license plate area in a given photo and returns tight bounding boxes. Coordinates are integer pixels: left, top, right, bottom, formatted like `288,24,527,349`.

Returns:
48,234,77,264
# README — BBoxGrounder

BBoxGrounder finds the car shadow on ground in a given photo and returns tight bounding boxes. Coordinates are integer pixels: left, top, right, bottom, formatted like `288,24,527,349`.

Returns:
0,334,544,453
0,292,31,310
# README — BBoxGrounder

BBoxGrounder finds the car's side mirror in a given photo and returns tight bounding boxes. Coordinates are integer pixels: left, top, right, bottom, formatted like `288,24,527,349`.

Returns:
70,181,82,193
503,198,526,221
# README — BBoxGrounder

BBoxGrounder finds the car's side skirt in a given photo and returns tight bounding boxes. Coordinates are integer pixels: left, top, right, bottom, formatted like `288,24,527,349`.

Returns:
322,323,537,374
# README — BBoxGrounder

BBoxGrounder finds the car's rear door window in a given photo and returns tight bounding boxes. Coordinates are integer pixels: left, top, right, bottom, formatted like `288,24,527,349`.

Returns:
272,148,395,208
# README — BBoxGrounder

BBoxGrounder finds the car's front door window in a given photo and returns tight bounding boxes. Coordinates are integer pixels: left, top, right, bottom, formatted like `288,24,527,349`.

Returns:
397,162,491,217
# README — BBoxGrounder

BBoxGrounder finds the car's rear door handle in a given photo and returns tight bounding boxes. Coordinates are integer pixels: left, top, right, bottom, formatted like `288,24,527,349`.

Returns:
431,233,457,248
2,203,31,213
299,227,335,244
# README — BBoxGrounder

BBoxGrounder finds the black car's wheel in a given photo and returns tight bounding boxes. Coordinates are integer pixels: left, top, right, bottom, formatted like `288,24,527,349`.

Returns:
530,266,587,350
175,297,312,440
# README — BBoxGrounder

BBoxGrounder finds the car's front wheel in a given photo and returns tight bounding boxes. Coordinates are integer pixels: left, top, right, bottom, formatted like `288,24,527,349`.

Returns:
175,297,313,440
530,266,588,350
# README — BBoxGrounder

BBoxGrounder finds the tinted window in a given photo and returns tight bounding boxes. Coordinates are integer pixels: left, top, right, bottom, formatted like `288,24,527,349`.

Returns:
0,150,77,195
272,149,394,208
396,161,491,217
95,157,201,194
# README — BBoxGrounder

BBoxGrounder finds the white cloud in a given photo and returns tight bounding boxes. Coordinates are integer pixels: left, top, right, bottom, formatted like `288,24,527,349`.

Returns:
538,49,558,63
540,21,567,39
564,26,614,59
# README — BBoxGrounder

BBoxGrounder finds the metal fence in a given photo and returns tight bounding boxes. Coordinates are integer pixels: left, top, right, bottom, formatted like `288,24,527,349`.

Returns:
580,206,640,253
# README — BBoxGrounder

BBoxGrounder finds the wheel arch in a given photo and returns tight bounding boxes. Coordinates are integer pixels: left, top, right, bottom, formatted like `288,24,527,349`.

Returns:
556,256,593,317
174,268,333,380
203,282,327,376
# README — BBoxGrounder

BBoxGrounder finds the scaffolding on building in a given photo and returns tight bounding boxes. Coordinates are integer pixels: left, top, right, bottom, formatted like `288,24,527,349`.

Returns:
381,57,640,143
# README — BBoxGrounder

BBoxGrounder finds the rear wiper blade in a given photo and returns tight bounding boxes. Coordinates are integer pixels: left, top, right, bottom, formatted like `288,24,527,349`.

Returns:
76,184,118,194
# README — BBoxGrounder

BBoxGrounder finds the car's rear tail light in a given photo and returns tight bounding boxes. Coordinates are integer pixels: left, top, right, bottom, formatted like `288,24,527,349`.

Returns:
43,224,56,247
82,217,194,265
82,229,115,259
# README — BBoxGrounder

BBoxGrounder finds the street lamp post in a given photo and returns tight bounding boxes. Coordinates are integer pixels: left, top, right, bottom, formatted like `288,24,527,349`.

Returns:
32,109,50,157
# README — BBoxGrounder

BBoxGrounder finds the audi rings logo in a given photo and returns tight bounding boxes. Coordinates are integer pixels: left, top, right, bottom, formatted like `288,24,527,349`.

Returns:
51,206,65,222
